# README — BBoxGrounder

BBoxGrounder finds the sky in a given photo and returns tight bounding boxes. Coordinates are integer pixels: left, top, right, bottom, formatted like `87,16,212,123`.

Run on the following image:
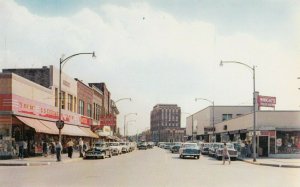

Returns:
1,0,300,136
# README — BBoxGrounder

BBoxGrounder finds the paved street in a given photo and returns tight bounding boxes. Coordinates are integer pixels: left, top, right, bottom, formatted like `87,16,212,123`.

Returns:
0,147,299,187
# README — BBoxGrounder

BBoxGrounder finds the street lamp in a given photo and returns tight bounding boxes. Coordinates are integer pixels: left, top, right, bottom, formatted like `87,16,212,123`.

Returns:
195,98,215,142
115,98,132,104
220,60,257,162
57,52,96,152
182,112,194,141
124,113,137,141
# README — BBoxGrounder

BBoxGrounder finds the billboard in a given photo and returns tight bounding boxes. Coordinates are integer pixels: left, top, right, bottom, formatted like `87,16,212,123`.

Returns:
257,95,276,108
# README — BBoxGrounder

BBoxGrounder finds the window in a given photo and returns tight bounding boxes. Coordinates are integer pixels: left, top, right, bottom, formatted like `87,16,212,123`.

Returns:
222,114,233,121
93,103,101,121
74,97,77,113
61,91,66,109
87,104,92,117
55,88,58,107
79,100,84,115
67,94,73,111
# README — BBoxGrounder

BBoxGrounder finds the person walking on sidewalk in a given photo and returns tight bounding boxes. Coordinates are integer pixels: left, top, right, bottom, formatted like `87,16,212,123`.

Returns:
18,140,24,159
50,141,56,158
42,140,48,157
79,138,84,158
66,139,74,158
23,140,28,158
222,142,231,165
55,141,62,162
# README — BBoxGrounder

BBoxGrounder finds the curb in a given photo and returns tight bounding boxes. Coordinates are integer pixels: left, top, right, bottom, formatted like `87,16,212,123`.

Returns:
0,157,83,166
0,162,51,166
237,158,300,168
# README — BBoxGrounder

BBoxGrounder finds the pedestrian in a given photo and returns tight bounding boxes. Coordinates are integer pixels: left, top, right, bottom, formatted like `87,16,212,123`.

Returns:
23,140,28,158
222,142,231,165
246,142,251,157
42,141,48,157
50,141,56,158
79,138,84,157
18,140,24,159
55,141,62,161
66,139,74,158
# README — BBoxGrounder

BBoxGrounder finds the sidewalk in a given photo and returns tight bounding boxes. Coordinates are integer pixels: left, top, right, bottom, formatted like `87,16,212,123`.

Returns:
238,157,300,168
0,152,83,166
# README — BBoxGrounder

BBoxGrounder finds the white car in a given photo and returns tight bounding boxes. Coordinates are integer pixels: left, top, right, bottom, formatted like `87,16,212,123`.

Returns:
215,143,238,160
179,143,200,159
119,142,130,153
107,142,122,155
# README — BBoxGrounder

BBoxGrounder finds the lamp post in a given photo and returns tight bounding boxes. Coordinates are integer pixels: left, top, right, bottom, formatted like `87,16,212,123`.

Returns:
124,113,137,141
195,98,215,142
220,60,257,162
182,112,194,141
57,52,95,148
126,120,136,139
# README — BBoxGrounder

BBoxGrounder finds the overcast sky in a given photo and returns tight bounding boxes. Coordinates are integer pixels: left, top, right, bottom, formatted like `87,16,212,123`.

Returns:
1,0,299,135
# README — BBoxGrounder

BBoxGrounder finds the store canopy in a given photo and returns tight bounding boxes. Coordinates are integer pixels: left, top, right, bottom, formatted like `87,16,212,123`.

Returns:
16,116,56,135
79,126,99,139
61,124,87,137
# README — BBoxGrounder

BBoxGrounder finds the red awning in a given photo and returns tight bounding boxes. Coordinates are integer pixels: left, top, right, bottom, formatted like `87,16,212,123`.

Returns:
16,116,56,134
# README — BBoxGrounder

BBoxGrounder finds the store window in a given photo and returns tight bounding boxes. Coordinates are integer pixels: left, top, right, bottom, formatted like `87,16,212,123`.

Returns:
276,131,300,154
61,91,66,109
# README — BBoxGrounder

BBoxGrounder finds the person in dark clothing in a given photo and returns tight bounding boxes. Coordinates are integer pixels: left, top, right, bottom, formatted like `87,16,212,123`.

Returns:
18,141,24,159
66,139,74,158
55,141,62,161
42,141,48,157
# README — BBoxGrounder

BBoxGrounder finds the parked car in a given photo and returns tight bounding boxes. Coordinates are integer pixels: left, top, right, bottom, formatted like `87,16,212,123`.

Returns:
137,142,148,150
208,143,222,157
107,142,122,156
215,143,238,160
119,142,130,153
84,142,112,159
200,143,211,155
170,144,181,153
128,142,136,152
179,143,200,159
147,142,155,149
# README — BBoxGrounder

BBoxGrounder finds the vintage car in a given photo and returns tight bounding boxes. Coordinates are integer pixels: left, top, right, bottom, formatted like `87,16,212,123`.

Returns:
215,143,238,160
208,143,222,157
137,142,148,150
200,143,211,155
170,144,181,153
128,142,136,152
119,142,130,153
179,143,200,159
84,142,112,159
147,142,155,149
107,142,122,156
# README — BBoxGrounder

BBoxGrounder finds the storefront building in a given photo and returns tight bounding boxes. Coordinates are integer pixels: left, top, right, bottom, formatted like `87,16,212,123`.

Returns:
0,66,99,159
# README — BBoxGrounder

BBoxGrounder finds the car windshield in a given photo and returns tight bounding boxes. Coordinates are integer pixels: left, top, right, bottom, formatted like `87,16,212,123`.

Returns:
108,143,119,146
183,144,197,148
95,143,105,147
219,144,234,149
120,143,126,145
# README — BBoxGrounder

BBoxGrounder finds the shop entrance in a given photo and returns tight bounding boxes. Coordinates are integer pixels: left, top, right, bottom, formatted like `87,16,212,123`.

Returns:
259,136,269,157
216,134,221,142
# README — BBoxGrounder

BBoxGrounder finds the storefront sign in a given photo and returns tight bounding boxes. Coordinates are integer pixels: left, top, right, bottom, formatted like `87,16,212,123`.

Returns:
80,116,92,126
204,126,215,132
257,95,276,108
260,130,276,137
100,114,116,126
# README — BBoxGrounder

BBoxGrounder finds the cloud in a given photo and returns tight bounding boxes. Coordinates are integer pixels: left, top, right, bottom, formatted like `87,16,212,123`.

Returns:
0,0,299,135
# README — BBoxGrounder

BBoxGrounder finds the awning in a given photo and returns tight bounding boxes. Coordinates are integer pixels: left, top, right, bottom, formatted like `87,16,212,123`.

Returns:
61,124,87,137
39,120,59,134
79,126,99,138
16,116,56,134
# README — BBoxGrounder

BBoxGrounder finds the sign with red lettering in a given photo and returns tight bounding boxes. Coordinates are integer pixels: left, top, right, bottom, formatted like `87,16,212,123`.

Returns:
100,114,116,126
257,95,276,108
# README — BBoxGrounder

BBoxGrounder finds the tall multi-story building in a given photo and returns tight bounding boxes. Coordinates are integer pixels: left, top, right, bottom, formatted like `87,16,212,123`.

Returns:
150,104,181,142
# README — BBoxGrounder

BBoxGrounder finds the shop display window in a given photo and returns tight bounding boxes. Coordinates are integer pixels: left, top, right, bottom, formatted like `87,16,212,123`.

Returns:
276,131,300,154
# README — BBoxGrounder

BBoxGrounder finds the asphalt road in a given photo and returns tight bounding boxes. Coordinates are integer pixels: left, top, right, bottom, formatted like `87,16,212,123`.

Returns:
0,147,299,187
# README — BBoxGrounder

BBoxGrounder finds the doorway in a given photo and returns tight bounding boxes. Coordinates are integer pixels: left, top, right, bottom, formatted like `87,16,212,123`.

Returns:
258,136,269,157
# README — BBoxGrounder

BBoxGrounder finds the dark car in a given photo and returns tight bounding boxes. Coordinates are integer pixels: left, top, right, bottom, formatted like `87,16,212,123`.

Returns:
170,145,181,153
84,142,112,159
137,142,148,150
